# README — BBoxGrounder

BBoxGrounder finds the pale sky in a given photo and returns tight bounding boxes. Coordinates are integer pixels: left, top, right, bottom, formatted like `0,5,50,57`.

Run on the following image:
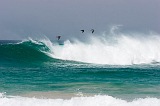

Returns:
0,0,159,40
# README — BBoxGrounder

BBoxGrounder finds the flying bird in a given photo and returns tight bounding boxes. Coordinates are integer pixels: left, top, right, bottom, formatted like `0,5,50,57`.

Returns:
91,29,94,33
56,36,61,40
80,30,84,33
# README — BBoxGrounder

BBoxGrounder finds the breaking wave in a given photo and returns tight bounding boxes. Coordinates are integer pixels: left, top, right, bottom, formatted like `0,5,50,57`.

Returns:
49,32,160,65
0,93,160,106
1,31,160,65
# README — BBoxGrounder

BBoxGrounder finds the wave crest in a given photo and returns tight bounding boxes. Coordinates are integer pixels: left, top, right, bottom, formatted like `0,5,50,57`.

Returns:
0,38,52,62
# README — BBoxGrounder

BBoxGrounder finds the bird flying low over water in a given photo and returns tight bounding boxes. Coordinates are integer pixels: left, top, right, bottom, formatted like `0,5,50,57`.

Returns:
80,30,84,33
91,29,94,33
56,36,61,40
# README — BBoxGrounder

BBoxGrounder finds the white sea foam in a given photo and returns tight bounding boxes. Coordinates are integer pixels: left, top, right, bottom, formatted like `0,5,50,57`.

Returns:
0,93,160,106
42,32,160,65
26,29,160,65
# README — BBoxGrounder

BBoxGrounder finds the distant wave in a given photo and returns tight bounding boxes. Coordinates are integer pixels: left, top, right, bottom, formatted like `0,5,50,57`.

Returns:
0,93,160,106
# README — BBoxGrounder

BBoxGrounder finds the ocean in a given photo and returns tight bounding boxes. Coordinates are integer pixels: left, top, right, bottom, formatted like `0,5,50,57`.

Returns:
0,33,160,106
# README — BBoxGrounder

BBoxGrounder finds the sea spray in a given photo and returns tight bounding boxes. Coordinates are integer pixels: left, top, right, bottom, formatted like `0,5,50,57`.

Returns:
42,32,160,65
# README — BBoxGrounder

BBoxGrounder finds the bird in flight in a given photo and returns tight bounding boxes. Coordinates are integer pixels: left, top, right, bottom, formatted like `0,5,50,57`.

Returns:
80,30,84,33
56,36,61,40
91,29,94,33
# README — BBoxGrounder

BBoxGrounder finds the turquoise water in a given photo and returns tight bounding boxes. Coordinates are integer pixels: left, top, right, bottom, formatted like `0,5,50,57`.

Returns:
0,39,160,99
0,36,160,106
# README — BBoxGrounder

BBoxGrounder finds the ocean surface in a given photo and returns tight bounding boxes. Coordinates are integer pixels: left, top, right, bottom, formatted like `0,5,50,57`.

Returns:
0,34,160,106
